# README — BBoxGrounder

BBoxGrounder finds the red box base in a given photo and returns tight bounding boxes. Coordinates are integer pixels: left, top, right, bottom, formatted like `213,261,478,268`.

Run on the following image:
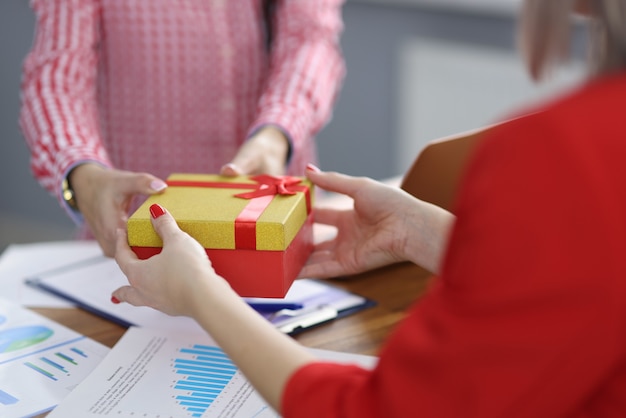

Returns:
131,214,314,298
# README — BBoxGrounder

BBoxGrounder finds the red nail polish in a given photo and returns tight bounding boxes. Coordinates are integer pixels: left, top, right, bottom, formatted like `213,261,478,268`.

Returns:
149,203,166,219
306,163,321,173
111,296,120,304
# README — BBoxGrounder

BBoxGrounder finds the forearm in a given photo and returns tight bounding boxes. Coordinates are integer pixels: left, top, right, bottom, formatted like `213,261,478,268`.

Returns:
250,0,346,149
189,278,316,412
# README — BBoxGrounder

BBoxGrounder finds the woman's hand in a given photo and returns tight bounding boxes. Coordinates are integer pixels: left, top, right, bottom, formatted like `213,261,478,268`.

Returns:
112,204,228,317
220,126,289,176
301,167,455,278
112,204,315,412
70,164,167,257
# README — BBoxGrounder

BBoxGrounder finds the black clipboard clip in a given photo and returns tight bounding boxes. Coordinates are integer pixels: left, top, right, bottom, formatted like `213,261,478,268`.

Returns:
269,305,339,335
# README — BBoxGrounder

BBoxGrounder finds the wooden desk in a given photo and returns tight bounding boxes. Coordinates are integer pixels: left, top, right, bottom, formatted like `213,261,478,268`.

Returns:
30,261,432,417
32,262,432,356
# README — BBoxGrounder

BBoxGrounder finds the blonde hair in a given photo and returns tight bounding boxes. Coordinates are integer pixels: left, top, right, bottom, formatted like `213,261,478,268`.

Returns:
520,0,626,80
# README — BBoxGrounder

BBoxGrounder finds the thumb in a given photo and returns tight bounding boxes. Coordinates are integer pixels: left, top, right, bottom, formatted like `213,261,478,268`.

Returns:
122,173,168,195
111,285,149,307
148,204,182,244
220,163,244,177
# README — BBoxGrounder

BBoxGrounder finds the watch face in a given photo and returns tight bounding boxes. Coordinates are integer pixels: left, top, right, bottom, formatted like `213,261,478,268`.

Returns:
62,179,77,209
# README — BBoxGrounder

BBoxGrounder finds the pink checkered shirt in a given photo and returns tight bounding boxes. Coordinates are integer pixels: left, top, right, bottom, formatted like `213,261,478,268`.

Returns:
20,0,345,222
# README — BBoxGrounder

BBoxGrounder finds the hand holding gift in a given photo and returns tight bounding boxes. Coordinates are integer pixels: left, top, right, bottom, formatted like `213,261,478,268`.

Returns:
127,173,314,297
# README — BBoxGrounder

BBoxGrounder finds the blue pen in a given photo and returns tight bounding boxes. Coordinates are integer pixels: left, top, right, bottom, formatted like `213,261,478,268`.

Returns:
247,302,304,312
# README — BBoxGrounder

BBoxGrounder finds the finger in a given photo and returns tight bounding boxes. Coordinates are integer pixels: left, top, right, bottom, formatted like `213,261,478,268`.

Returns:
306,169,372,199
120,172,168,195
220,163,243,177
298,259,345,279
306,249,336,264
313,207,345,228
312,239,337,252
114,228,138,271
148,204,184,245
86,216,113,257
226,152,258,175
111,285,149,308
100,213,127,257
299,250,342,278
115,228,138,264
97,236,116,258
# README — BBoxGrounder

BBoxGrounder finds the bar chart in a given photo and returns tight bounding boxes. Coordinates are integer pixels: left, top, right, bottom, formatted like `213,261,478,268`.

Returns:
0,388,18,405
22,345,90,381
173,345,238,417
47,327,280,418
0,298,109,418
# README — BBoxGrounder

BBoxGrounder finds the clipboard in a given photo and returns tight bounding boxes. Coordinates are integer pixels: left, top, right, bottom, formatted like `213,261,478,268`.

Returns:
250,278,376,334
26,256,375,335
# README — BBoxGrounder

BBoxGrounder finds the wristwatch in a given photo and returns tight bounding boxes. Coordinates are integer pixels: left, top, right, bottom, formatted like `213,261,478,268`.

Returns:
62,177,78,211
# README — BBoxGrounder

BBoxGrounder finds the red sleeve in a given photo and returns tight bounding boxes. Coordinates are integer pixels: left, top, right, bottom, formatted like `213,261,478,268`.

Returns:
19,0,111,199
248,0,346,162
282,110,626,417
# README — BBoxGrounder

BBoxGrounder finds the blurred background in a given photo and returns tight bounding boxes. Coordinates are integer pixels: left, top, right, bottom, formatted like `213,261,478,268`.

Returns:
0,0,586,252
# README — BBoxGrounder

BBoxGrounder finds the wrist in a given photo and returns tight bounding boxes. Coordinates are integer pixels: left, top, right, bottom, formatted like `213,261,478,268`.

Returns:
67,163,107,212
188,275,237,319
406,201,455,275
252,126,290,165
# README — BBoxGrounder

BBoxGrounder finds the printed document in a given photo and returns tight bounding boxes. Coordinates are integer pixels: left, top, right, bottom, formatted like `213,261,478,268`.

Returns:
0,297,109,418
47,326,377,417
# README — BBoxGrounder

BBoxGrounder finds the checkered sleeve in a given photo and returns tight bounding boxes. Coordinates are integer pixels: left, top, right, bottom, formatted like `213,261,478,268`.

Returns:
248,0,346,163
19,0,112,202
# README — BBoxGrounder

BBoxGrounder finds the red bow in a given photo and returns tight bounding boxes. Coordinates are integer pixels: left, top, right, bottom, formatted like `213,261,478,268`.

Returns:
166,175,311,250
233,175,302,199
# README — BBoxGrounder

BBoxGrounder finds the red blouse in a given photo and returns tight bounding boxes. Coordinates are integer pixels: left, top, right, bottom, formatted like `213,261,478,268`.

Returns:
284,74,626,417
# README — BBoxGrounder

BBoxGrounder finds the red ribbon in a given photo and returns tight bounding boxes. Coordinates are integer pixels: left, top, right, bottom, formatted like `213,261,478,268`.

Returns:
166,175,311,250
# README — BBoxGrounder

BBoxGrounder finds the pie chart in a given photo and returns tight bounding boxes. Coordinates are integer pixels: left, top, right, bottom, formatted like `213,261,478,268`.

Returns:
0,325,54,353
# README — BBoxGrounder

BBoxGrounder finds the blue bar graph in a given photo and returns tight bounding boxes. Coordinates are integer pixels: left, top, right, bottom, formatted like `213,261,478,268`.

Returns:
41,357,68,373
174,345,237,417
55,352,77,365
24,362,57,381
0,389,19,405
71,347,88,357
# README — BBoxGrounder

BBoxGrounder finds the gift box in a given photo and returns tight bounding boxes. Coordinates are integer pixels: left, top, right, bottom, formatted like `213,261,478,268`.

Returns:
127,173,314,298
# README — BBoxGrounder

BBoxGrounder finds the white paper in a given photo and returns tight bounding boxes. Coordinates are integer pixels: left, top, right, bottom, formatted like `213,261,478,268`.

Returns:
28,256,371,335
0,297,110,418
29,255,207,334
0,240,103,307
47,326,376,418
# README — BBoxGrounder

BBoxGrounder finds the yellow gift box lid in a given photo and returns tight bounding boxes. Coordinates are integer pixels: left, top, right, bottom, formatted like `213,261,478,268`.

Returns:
127,173,313,251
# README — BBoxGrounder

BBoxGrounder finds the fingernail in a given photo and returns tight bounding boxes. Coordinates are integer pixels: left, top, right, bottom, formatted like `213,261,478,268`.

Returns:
151,179,167,192
149,203,166,219
222,163,239,173
306,163,321,173
111,296,120,304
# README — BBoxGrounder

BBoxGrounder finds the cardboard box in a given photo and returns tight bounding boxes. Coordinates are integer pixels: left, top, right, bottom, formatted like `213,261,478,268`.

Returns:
127,173,314,297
